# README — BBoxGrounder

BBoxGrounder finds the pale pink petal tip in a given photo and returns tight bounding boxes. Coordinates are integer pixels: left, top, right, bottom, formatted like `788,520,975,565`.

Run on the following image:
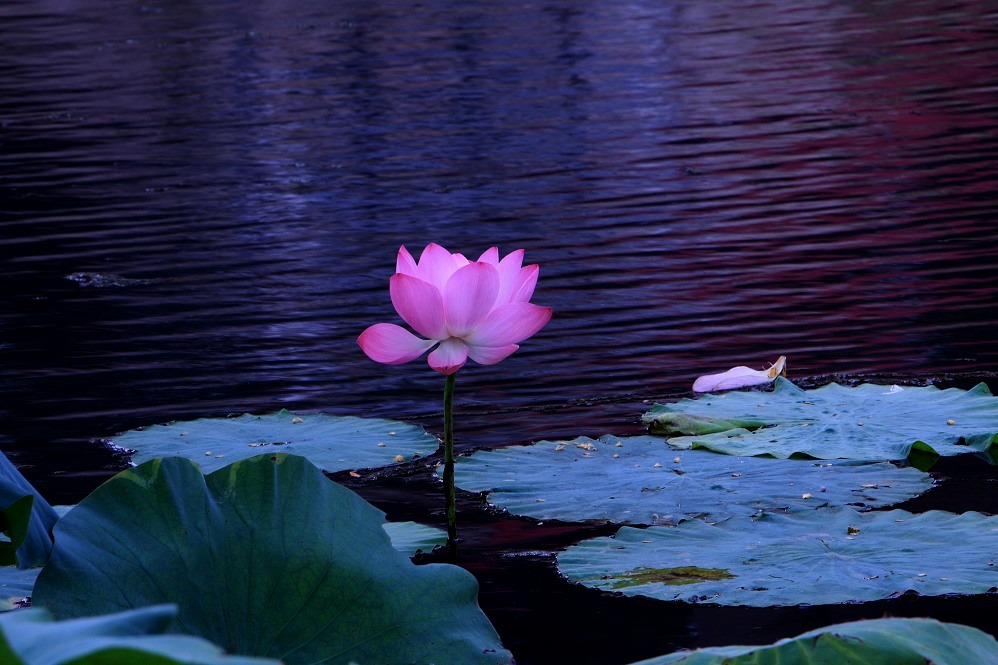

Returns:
510,264,539,303
358,323,435,365
396,246,418,276
478,247,500,265
417,243,462,290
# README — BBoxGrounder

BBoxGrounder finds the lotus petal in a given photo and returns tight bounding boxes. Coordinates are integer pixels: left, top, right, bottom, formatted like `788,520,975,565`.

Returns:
416,243,463,290
466,302,553,347
395,245,419,277
390,274,447,340
467,343,520,366
358,323,436,365
693,356,786,392
427,338,469,375
444,262,500,337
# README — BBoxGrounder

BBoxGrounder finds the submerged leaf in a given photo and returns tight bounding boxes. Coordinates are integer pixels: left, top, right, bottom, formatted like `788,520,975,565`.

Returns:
643,413,768,437
627,618,998,665
559,508,998,606
645,378,998,465
452,435,931,524
111,409,439,473
33,454,511,665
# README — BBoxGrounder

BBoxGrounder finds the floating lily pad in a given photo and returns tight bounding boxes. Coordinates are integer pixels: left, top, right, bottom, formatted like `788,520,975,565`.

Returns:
33,454,511,665
111,409,439,473
558,508,998,606
627,618,998,665
0,566,38,611
644,379,998,465
0,605,278,665
383,521,447,555
452,436,931,525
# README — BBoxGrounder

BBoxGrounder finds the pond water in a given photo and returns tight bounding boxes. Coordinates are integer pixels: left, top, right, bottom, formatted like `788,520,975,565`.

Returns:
2,0,997,662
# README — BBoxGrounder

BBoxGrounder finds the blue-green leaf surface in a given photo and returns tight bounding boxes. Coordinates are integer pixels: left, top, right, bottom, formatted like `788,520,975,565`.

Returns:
627,618,998,665
0,451,58,569
0,566,38,611
644,379,998,463
111,409,439,473
0,519,437,613
33,453,511,665
383,521,447,556
559,508,998,606
0,605,278,665
453,436,931,524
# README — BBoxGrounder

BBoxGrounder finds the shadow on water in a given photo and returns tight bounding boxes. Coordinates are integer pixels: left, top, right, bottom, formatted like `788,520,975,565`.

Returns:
2,0,998,662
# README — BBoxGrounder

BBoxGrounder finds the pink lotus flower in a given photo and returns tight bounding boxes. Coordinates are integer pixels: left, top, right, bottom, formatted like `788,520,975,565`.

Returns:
358,243,552,375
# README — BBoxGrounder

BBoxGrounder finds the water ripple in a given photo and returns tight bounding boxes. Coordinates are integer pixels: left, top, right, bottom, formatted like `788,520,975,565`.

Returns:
1,0,996,484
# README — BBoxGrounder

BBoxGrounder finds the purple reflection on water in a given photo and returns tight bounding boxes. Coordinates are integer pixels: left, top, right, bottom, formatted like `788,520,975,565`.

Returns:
1,0,997,662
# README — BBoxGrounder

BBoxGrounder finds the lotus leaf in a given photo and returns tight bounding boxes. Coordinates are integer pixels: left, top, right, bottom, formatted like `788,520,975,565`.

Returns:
644,379,998,465
627,617,998,665
558,508,998,606
111,409,439,473
0,566,38,611
383,521,447,555
452,436,931,524
0,605,278,665
0,451,58,568
30,504,441,560
0,522,437,614
33,453,511,665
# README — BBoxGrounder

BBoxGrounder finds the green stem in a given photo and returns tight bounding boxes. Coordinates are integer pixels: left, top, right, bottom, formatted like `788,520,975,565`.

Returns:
443,372,457,545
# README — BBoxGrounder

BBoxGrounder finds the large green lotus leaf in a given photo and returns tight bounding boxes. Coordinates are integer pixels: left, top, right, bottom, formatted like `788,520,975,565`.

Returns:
644,379,998,463
0,605,277,665
452,436,931,524
32,454,511,665
627,618,998,665
37,503,442,561
558,508,998,606
111,409,439,473
0,451,59,568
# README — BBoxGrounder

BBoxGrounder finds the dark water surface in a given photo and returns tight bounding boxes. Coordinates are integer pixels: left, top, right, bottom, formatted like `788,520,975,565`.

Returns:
2,0,997,662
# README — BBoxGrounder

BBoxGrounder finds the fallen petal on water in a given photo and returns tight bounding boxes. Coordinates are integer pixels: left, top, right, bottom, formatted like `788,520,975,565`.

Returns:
692,356,787,392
